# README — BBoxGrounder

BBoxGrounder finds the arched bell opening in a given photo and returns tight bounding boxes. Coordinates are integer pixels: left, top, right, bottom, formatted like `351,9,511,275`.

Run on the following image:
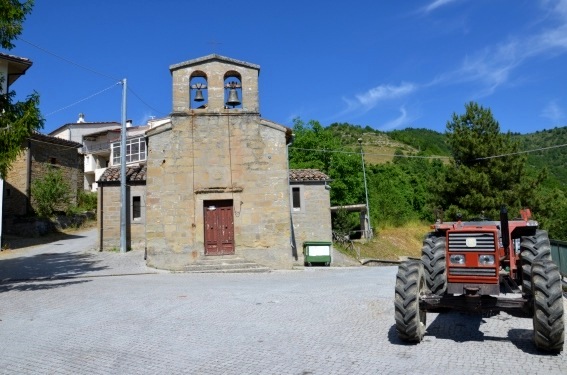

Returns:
224,72,242,109
190,72,208,109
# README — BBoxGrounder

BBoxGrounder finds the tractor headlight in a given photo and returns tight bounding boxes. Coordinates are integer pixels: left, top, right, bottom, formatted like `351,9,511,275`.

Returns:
478,254,495,265
450,254,465,265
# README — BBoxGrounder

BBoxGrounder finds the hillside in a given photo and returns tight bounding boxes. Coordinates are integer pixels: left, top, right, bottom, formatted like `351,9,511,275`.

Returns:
327,123,567,187
514,127,567,187
327,123,447,165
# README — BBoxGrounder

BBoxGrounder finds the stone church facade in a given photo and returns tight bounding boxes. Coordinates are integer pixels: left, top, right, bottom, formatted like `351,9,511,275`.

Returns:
98,55,332,270
146,55,294,270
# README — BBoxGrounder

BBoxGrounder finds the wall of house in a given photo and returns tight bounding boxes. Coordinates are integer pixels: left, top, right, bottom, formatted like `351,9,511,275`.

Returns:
145,112,292,270
3,140,83,217
291,182,333,263
98,183,146,251
2,147,29,216
29,140,83,209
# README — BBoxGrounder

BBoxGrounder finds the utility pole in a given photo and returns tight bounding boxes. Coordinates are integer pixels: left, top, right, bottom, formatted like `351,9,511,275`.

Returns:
358,138,372,239
120,78,127,253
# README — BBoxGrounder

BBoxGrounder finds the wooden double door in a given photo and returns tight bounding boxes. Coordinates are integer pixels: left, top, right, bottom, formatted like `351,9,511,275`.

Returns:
204,200,235,255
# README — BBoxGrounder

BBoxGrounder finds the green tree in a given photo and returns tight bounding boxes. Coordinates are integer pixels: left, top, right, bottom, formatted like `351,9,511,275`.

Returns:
0,0,43,178
31,168,71,218
435,102,540,219
0,0,33,49
289,117,365,206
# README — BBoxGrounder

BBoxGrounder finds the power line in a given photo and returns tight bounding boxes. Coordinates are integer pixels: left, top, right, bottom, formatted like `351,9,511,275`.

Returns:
474,143,567,160
44,82,121,117
128,86,167,116
19,38,120,82
20,38,167,120
289,146,450,159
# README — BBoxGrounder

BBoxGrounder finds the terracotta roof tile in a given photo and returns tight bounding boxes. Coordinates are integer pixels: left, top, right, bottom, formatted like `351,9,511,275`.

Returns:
99,167,327,184
98,165,147,183
289,169,330,182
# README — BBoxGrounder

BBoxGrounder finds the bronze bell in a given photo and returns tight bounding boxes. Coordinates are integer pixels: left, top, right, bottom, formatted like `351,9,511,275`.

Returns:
194,89,205,102
226,88,241,106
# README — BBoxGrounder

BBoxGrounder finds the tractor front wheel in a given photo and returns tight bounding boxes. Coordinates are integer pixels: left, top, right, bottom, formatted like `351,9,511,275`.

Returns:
520,230,551,298
531,259,565,353
421,233,447,295
394,260,427,343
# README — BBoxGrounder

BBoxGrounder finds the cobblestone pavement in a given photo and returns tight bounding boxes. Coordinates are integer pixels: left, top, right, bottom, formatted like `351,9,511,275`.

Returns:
0,231,566,374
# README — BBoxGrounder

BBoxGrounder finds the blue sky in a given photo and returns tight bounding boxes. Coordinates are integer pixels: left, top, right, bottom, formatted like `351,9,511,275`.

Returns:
7,0,567,134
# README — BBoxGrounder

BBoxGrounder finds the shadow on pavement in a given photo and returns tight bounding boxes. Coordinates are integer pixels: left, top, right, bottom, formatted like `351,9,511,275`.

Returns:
0,279,91,293
389,311,530,346
2,232,87,251
0,252,108,293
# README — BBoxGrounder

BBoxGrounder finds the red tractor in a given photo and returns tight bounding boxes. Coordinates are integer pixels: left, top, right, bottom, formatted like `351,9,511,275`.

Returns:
394,207,565,352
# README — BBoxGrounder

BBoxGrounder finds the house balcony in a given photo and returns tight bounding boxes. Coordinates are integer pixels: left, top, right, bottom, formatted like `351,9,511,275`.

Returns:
83,141,111,155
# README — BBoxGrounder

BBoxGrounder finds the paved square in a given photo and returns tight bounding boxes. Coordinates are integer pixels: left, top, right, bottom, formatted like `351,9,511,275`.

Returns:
1,266,566,374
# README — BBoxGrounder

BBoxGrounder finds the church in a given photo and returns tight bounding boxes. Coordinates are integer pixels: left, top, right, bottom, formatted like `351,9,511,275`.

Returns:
97,55,332,270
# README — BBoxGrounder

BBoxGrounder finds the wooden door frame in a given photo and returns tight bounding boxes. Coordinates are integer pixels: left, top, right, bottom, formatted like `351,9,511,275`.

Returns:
203,199,235,256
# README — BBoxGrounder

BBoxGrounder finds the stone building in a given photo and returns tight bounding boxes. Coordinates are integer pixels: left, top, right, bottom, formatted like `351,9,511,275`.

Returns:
49,114,121,190
97,54,333,270
2,133,83,226
98,165,146,251
289,169,333,253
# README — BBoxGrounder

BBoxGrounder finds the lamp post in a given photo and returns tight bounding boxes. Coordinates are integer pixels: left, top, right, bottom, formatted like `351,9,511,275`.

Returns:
358,138,371,239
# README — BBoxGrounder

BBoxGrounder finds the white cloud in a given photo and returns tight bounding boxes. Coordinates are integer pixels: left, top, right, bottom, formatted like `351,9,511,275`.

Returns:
379,106,418,131
350,82,416,110
335,82,417,122
421,0,461,14
428,1,567,97
541,100,566,123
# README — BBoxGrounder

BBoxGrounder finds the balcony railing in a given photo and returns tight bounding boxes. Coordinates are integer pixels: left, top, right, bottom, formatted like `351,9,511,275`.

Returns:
83,141,111,154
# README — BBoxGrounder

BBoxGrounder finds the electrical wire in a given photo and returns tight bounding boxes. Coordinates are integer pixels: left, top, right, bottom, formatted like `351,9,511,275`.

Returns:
289,146,450,159
20,38,166,117
474,143,567,160
19,37,120,82
44,82,121,117
127,86,167,116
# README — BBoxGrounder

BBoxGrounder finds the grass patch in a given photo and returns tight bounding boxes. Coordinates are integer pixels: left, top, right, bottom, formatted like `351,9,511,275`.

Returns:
351,222,430,261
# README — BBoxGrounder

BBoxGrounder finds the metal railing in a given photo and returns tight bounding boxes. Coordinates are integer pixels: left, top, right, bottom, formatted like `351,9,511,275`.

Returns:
550,239,567,278
83,141,111,153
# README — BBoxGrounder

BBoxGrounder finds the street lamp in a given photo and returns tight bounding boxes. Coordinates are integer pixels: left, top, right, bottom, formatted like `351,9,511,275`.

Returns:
358,138,372,239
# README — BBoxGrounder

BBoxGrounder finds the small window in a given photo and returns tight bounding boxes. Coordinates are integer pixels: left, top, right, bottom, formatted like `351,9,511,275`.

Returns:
292,187,301,211
132,196,141,220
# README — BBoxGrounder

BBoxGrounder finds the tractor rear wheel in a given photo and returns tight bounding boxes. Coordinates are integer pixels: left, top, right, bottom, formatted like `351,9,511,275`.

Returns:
395,260,427,343
520,230,551,297
531,259,564,353
421,233,447,295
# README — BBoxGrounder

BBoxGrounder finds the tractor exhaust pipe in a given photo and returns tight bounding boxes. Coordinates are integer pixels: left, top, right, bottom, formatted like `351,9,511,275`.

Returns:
500,206,510,253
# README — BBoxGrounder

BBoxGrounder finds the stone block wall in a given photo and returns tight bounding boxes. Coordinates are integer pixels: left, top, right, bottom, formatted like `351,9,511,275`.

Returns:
3,139,83,217
98,183,146,251
3,148,29,216
291,182,333,263
29,140,83,208
145,112,292,270
171,56,259,113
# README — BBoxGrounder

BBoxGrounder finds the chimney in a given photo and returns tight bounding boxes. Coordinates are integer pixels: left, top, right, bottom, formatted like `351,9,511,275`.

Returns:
77,113,85,123
126,119,133,128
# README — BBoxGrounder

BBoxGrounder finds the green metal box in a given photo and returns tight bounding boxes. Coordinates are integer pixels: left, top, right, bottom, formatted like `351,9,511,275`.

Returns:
303,241,332,266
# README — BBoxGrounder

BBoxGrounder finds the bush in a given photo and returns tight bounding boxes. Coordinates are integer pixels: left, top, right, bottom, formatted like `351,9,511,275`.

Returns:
78,190,97,211
31,168,71,218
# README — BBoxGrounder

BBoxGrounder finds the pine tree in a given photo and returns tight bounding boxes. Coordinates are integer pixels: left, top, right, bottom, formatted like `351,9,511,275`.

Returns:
436,102,539,220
